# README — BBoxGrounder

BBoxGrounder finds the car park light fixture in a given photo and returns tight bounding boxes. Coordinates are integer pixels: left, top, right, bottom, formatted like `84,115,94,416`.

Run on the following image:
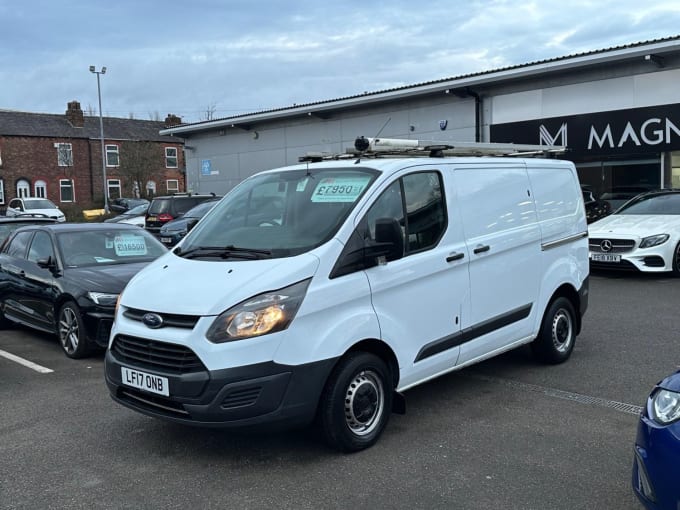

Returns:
90,65,109,214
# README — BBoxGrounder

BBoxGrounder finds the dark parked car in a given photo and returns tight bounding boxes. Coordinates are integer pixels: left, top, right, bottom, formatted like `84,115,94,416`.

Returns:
633,369,680,509
145,193,220,236
0,223,167,358
0,215,58,247
109,197,149,213
581,186,612,223
158,199,219,247
104,203,149,225
600,186,654,211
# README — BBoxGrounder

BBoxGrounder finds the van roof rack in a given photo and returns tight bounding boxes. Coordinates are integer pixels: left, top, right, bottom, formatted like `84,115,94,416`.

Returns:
299,137,567,162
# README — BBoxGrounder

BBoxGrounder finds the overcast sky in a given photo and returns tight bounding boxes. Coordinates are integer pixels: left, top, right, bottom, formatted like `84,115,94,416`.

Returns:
2,0,680,124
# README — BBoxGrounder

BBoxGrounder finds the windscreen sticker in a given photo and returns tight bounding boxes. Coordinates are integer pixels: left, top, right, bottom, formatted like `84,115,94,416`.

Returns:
311,176,371,203
296,178,309,192
113,235,148,256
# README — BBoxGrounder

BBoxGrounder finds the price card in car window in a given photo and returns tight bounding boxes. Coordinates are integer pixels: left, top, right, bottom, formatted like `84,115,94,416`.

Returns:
114,235,147,256
311,177,371,203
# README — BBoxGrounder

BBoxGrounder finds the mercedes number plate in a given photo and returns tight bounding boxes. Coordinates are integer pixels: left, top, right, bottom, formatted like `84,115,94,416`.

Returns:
121,366,169,396
590,253,621,263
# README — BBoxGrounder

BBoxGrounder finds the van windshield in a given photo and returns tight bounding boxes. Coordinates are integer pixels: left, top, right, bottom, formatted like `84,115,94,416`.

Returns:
178,167,379,259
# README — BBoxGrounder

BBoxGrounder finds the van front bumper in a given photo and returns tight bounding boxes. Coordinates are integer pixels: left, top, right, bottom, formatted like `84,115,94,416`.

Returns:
105,348,337,429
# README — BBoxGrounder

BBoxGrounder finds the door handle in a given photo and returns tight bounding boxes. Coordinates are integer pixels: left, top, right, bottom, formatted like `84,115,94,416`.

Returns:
473,244,490,254
446,252,465,262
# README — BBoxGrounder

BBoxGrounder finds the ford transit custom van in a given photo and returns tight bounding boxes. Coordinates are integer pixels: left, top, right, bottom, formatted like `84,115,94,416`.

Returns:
105,138,589,452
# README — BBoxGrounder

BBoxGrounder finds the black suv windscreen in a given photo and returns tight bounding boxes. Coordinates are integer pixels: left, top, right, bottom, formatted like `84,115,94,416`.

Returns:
179,167,379,259
148,199,172,215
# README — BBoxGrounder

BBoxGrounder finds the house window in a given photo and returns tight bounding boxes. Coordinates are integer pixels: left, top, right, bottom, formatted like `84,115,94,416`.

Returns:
165,147,178,168
34,180,47,198
60,179,75,202
106,145,120,167
146,180,157,197
17,179,30,198
166,179,179,193
107,179,122,199
56,143,73,167
0,179,4,204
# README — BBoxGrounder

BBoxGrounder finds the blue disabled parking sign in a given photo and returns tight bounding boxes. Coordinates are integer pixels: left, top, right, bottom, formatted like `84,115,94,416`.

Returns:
201,159,211,176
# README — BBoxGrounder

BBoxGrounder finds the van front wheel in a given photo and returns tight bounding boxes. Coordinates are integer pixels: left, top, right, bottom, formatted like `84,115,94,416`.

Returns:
318,352,393,453
532,297,576,364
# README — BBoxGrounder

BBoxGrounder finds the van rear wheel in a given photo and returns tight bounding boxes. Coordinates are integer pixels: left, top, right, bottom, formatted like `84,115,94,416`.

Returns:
532,297,576,364
318,352,393,453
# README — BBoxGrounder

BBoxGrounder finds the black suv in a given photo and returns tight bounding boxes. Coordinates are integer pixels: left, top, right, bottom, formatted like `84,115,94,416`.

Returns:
145,193,221,236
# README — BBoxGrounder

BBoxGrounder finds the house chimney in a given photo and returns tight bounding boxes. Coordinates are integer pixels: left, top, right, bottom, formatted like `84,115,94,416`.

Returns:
66,100,84,128
164,114,182,127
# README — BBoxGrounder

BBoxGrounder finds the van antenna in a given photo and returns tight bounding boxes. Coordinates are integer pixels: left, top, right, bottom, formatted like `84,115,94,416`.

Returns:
356,117,391,164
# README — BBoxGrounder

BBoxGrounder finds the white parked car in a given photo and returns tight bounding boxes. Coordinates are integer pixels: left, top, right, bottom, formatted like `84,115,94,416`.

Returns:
588,189,680,274
5,197,66,222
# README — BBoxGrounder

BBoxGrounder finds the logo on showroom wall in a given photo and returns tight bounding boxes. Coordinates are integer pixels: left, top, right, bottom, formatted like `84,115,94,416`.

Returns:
490,103,680,157
439,120,448,130
539,123,568,146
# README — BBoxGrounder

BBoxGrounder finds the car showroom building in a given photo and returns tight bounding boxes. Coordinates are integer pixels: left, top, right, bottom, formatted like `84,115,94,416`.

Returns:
161,35,680,203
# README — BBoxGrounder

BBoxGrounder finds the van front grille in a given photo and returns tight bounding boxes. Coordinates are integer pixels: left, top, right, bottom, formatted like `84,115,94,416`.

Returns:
123,307,199,329
111,335,205,374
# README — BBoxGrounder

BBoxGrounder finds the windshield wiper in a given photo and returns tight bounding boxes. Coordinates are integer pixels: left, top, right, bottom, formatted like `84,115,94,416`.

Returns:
175,245,272,260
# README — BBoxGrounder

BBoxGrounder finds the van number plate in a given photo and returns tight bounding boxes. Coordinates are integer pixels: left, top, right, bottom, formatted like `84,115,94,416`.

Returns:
121,366,169,396
591,253,621,262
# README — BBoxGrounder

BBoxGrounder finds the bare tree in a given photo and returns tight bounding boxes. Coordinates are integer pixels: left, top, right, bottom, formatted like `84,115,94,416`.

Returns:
117,141,162,199
203,102,217,121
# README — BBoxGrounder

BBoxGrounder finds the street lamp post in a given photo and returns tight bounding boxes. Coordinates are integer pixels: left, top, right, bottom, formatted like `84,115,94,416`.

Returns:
89,65,109,213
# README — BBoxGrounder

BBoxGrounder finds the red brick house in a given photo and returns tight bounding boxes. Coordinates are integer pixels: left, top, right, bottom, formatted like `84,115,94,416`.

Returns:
0,101,185,214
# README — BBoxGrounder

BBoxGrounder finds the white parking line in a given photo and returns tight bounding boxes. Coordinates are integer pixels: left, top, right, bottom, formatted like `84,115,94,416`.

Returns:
0,349,54,374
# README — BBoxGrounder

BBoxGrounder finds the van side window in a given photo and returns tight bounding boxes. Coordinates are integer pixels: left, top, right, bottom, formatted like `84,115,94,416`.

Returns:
363,171,446,255
402,172,446,253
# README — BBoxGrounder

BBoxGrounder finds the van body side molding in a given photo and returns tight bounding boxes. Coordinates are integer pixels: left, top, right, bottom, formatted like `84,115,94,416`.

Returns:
414,303,533,363
541,231,588,251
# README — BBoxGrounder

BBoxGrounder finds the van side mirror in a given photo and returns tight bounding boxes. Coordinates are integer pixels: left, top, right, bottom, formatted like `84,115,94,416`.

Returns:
371,217,404,262
186,218,199,232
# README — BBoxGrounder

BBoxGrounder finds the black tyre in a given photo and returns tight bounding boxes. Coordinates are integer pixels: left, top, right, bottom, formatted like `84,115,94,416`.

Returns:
318,352,393,453
672,242,680,276
58,301,92,359
532,297,577,364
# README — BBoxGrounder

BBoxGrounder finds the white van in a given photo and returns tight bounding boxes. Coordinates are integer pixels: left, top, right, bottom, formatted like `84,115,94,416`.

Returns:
105,138,589,452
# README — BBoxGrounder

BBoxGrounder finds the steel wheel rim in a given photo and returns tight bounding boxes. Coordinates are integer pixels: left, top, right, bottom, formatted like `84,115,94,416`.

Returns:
344,369,385,437
552,309,573,353
59,308,79,354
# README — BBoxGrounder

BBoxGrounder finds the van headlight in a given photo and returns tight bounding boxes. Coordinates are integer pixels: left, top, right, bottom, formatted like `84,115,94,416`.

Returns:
639,234,669,248
651,389,680,425
206,279,311,343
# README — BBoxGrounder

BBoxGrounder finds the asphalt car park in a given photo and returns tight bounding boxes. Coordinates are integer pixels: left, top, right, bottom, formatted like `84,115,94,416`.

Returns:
1,271,678,509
